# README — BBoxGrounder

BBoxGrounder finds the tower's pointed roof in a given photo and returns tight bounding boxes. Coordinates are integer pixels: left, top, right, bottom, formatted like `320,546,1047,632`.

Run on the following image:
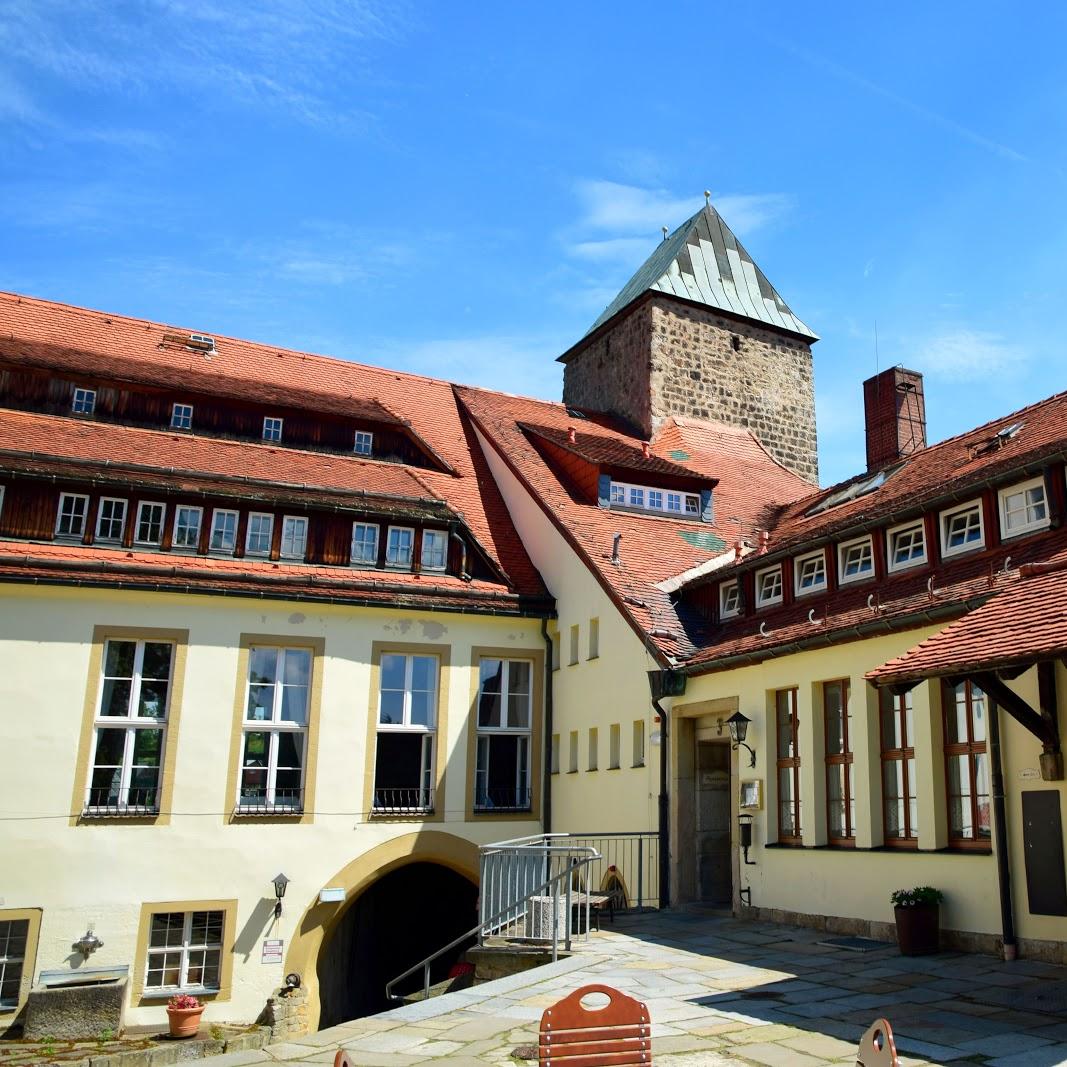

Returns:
583,203,817,341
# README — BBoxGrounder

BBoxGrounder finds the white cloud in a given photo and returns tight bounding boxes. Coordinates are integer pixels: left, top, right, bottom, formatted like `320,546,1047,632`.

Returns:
913,328,1028,382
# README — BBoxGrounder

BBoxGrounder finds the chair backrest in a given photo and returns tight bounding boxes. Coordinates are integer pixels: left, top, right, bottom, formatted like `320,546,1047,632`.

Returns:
539,983,651,1065
856,1018,899,1067
334,1051,353,1067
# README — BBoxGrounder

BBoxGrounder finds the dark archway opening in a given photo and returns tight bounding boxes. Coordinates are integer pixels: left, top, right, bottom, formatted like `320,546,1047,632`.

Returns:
316,861,478,1027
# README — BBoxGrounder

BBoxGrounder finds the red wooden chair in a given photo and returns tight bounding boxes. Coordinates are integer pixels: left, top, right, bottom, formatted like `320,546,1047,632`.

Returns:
856,1018,899,1067
539,983,651,1065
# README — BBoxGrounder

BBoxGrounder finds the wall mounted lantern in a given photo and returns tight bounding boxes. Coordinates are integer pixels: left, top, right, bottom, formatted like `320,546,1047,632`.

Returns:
272,873,290,919
72,925,103,957
725,712,756,767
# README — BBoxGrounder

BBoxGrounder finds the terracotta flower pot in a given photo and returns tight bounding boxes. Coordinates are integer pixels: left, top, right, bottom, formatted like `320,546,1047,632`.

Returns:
894,902,940,956
167,1005,205,1038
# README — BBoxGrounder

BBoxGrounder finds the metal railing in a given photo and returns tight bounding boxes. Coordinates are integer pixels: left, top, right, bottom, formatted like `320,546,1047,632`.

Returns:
234,788,304,815
371,786,434,815
385,835,600,1005
82,787,159,817
555,831,660,912
473,786,532,813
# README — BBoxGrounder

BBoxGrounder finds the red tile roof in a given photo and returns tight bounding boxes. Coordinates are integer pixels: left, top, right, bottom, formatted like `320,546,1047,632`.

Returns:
457,388,814,662
0,292,548,605
749,388,1067,557
865,551,1067,685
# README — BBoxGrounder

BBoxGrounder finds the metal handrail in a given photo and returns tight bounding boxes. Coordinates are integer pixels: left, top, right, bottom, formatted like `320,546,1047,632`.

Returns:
385,846,599,1004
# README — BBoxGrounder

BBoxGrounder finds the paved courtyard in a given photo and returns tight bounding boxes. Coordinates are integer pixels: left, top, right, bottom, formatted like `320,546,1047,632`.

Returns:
230,912,1067,1067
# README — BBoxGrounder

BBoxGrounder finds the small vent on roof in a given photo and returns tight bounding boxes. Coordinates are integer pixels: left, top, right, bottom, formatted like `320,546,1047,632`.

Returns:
188,333,216,352
972,421,1025,458
565,407,588,419
997,421,1023,441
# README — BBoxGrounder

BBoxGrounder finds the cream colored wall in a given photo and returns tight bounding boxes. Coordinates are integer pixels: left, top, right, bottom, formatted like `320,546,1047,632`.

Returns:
472,427,658,837
0,583,543,1028
677,632,1067,946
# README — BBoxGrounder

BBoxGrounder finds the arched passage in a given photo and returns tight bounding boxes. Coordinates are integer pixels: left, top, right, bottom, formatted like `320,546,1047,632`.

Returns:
317,861,478,1026
281,832,481,1031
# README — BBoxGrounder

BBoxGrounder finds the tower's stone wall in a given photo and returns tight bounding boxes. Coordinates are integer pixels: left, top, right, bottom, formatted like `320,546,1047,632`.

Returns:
562,295,819,484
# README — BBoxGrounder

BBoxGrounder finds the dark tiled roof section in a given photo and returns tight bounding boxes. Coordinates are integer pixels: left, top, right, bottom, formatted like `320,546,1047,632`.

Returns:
520,423,712,481
457,387,810,661
0,293,548,601
0,541,549,616
866,551,1067,685
685,528,1067,674
712,388,1067,566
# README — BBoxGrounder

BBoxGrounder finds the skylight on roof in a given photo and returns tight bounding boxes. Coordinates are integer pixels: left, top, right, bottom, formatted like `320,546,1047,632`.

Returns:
806,463,903,516
565,407,588,419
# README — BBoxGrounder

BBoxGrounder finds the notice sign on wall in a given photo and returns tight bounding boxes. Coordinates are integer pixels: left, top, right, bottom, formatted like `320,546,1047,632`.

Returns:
261,939,284,964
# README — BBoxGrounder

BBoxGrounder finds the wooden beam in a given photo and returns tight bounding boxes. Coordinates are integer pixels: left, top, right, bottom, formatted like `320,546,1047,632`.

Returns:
971,672,1057,747
996,663,1030,681
1037,661,1061,750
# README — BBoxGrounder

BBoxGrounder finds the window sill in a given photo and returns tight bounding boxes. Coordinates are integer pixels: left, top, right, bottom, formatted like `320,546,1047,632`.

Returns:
474,807,533,815
140,988,220,1002
632,762,646,769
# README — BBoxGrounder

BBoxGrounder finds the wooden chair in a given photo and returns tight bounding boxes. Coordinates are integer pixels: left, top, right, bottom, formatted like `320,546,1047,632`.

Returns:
334,1052,353,1067
856,1018,899,1067
539,983,651,1065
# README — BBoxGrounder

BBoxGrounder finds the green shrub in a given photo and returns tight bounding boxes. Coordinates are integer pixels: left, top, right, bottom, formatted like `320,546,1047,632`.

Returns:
890,886,944,907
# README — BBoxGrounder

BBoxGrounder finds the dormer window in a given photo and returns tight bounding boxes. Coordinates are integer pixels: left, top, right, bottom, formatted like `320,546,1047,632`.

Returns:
608,479,701,517
353,431,374,456
940,500,984,558
794,550,827,596
171,403,193,430
838,536,874,584
887,521,926,572
72,388,96,415
720,580,741,619
421,530,448,571
262,417,283,442
755,565,783,608
999,477,1049,538
386,526,414,568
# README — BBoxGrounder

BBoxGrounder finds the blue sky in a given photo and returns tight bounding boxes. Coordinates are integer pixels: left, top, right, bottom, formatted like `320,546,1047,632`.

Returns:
2,1,1066,486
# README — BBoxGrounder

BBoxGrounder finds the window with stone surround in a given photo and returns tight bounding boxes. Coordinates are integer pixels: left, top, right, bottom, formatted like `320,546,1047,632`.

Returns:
881,688,917,846
776,687,801,843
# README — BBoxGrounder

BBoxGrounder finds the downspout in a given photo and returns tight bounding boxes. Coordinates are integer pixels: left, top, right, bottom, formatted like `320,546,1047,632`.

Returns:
988,697,1018,960
648,668,686,909
540,618,554,834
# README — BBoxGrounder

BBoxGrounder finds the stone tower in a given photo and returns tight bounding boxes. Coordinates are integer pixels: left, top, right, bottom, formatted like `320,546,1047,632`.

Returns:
559,203,819,484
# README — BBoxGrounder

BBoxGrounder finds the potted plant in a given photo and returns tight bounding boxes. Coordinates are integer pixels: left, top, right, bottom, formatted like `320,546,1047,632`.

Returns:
891,886,944,956
166,993,205,1038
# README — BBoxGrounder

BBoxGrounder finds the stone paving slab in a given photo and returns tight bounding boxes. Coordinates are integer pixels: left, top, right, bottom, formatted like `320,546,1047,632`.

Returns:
262,911,1067,1066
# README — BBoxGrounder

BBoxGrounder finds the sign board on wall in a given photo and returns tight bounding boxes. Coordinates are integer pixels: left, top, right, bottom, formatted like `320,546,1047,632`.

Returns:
261,939,284,964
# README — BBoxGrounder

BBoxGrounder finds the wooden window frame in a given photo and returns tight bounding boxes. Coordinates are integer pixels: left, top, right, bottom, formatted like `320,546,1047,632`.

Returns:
420,529,448,572
939,499,985,559
262,416,284,442
756,565,783,608
71,387,96,415
95,497,128,543
56,492,90,538
134,501,166,547
823,679,855,846
880,688,918,848
353,430,374,455
998,476,1050,539
279,515,308,561
170,403,194,430
350,521,379,566
0,909,42,1018
244,512,274,557
837,535,874,584
172,505,203,552
719,580,741,619
794,549,827,597
775,687,802,844
132,899,237,1005
385,525,415,569
943,680,992,849
886,519,927,573
208,508,239,555
226,634,324,826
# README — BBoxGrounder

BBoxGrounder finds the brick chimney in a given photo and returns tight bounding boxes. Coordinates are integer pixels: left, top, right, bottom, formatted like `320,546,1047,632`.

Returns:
863,366,927,471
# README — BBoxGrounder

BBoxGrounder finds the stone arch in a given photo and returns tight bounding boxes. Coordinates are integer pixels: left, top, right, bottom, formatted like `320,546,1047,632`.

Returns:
282,831,480,1031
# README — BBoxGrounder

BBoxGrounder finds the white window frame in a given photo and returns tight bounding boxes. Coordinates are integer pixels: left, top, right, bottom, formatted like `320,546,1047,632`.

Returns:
171,505,203,551
838,535,874,585
350,522,379,566
720,580,741,619
0,918,29,1009
609,479,701,517
143,910,223,996
86,638,174,814
262,416,283,442
279,515,308,560
353,431,374,456
95,497,128,543
170,403,193,430
71,387,96,415
374,653,439,813
245,512,274,557
385,525,414,568
239,646,312,812
794,549,827,596
420,529,448,572
474,658,533,812
887,520,927,573
208,509,239,555
55,492,90,538
998,476,1050,539
755,564,784,608
940,499,985,559
134,501,166,546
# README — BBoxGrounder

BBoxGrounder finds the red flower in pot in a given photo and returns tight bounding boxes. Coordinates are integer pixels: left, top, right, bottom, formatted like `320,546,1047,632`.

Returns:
166,993,204,1038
